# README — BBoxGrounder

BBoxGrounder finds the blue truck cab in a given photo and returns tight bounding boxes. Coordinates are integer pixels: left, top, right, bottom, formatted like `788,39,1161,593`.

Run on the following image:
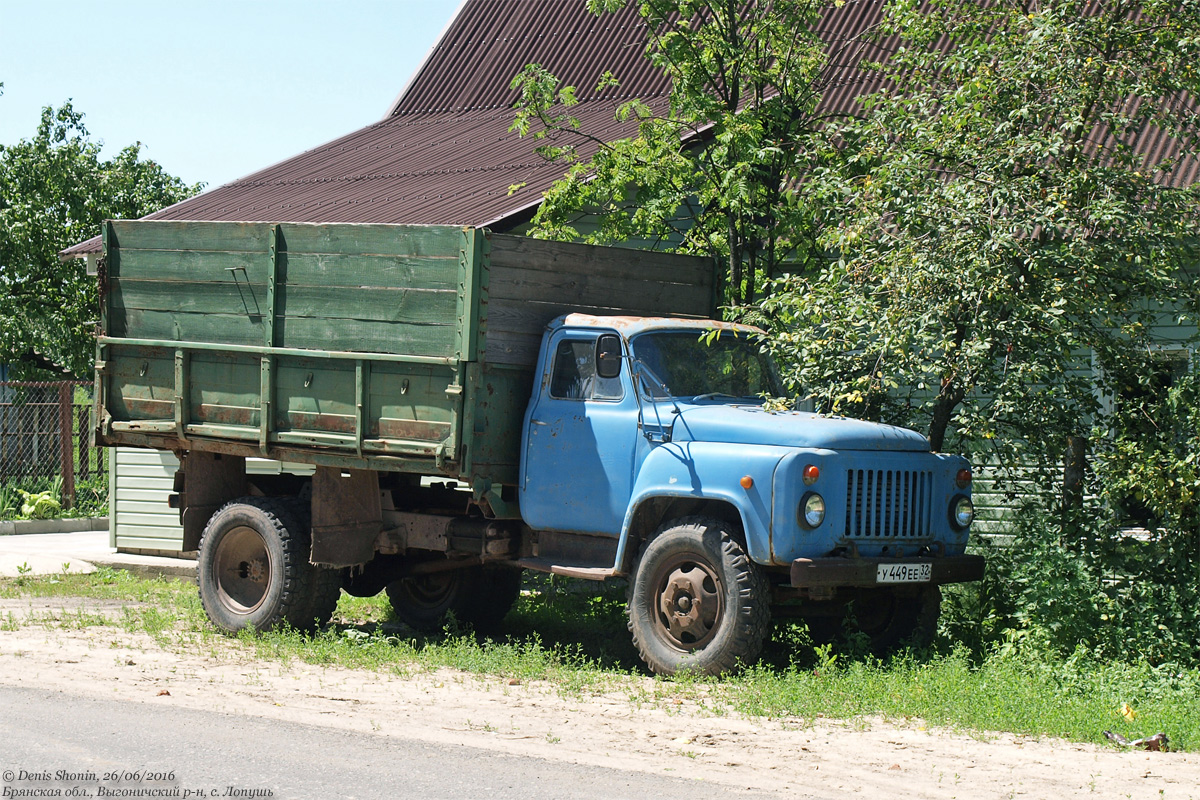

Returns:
518,314,983,674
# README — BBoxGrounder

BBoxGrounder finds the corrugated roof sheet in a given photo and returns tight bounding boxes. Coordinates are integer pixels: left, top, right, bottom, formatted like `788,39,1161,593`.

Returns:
61,0,1198,259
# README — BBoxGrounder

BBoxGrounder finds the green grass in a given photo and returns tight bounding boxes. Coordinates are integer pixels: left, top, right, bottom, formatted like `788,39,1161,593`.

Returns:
3,568,1197,751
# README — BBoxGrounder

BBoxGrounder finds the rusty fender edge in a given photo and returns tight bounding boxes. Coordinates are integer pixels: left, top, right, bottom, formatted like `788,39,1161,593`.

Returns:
789,554,986,588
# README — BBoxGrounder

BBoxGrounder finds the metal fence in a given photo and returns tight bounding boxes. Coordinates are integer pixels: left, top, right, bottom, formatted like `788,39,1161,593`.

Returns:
0,381,108,512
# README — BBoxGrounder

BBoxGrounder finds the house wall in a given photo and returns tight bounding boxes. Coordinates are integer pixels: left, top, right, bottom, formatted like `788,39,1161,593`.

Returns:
110,448,314,552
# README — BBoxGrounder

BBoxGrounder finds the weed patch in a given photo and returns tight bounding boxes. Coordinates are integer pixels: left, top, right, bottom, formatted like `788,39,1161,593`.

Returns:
2,570,1197,751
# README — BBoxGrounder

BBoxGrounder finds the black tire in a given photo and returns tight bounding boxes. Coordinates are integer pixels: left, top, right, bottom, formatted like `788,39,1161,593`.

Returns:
626,517,770,676
386,565,522,634
279,499,343,629
196,497,336,633
810,585,941,654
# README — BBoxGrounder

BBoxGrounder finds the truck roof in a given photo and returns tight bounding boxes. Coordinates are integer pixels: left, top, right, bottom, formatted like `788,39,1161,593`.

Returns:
550,314,765,338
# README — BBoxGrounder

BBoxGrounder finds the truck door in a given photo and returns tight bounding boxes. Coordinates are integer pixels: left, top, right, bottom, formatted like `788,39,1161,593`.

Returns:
520,330,637,535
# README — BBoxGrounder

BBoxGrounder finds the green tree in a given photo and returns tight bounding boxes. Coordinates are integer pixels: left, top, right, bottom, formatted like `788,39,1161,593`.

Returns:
765,0,1200,457
757,0,1200,664
511,0,866,305
0,93,201,377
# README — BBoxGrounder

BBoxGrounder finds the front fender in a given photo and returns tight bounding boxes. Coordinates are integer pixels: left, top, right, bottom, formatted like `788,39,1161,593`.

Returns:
618,441,791,567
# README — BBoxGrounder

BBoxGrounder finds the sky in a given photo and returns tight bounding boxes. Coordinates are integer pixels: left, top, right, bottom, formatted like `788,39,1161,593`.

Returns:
0,0,460,189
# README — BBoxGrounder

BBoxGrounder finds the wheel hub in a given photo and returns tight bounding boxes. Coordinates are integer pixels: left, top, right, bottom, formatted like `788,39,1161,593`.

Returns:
213,525,272,614
656,562,722,649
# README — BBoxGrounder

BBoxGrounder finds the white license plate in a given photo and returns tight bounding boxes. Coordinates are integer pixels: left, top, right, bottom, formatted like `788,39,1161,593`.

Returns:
876,563,932,584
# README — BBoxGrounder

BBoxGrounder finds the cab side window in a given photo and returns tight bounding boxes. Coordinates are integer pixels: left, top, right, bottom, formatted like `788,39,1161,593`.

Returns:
549,339,624,400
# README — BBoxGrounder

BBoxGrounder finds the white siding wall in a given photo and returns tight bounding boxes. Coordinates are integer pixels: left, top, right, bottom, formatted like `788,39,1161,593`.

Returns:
110,448,314,552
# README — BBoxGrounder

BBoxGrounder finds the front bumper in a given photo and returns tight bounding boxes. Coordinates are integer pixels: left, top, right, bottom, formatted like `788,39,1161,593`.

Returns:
789,554,986,588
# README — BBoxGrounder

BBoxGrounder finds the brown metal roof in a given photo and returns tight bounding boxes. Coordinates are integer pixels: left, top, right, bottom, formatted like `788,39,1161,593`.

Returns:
390,0,669,114
61,0,1198,259
62,0,668,258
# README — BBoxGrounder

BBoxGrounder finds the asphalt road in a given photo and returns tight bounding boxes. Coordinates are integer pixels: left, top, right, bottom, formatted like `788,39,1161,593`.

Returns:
0,685,776,800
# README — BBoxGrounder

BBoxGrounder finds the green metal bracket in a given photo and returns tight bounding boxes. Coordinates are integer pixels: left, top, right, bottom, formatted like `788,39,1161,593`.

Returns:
259,225,281,454
174,348,190,441
355,359,368,458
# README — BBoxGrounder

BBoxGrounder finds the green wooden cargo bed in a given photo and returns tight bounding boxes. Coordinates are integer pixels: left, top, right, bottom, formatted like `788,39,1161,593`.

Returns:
95,220,714,489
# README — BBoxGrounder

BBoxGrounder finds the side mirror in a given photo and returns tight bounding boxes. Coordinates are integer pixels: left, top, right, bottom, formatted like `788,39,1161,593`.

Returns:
595,333,623,379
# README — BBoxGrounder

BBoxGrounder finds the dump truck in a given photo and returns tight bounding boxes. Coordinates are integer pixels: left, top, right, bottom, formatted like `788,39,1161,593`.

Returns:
93,219,983,675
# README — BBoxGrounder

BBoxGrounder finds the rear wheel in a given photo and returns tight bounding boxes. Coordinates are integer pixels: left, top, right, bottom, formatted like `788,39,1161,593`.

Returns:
627,517,770,676
386,565,521,634
851,585,941,653
197,497,338,633
802,585,941,654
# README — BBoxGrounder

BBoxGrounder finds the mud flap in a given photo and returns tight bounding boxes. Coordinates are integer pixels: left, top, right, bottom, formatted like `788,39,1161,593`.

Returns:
177,452,247,551
310,466,382,567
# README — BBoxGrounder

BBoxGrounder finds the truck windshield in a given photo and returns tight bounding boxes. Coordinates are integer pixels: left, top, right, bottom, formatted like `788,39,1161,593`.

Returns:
631,330,783,400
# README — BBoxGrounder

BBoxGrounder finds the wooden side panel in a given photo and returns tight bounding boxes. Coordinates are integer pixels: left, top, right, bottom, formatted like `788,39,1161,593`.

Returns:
102,221,719,484
465,362,535,485
275,224,462,359
107,220,465,358
484,234,715,367
189,351,262,430
107,220,274,347
106,345,175,422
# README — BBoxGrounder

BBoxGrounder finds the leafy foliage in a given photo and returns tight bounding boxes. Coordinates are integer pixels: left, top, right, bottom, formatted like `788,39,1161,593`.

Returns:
761,0,1200,454
17,487,62,520
759,0,1200,665
511,0,867,304
0,91,201,377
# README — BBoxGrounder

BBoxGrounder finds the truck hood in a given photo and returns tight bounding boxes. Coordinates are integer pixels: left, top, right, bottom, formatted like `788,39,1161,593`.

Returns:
666,405,931,452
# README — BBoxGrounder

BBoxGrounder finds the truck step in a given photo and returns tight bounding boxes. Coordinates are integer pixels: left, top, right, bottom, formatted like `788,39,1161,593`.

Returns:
516,558,618,581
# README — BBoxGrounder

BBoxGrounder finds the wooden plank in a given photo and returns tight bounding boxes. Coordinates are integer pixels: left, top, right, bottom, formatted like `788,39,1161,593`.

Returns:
482,331,544,367
111,308,265,346
112,279,269,317
110,396,175,422
108,249,267,282
274,316,457,358
278,285,458,324
280,252,459,290
489,233,714,295
111,220,273,253
489,263,712,311
194,402,260,427
486,300,708,340
184,423,259,441
279,223,463,258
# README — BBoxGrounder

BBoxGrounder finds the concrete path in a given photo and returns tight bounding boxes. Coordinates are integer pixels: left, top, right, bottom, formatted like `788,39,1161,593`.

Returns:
0,529,194,580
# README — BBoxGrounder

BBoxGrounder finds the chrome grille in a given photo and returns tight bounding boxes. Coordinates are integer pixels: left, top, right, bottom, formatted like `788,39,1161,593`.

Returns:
844,469,934,539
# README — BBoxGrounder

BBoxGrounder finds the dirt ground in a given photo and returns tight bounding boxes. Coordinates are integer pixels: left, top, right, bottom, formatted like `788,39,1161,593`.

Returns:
0,596,1196,800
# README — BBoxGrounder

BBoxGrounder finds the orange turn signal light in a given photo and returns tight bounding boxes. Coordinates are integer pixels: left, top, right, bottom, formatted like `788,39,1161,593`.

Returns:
740,476,754,489
802,464,820,485
956,468,972,489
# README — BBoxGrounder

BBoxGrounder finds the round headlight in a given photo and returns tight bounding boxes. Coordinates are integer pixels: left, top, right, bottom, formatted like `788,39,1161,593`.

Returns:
801,493,826,528
951,496,974,530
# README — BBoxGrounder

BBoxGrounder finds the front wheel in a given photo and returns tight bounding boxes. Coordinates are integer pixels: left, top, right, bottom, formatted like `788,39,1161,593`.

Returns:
197,497,338,633
627,517,770,676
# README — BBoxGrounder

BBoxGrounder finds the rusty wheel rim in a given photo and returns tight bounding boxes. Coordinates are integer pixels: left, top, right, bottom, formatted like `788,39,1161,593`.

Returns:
651,554,724,651
213,525,272,615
